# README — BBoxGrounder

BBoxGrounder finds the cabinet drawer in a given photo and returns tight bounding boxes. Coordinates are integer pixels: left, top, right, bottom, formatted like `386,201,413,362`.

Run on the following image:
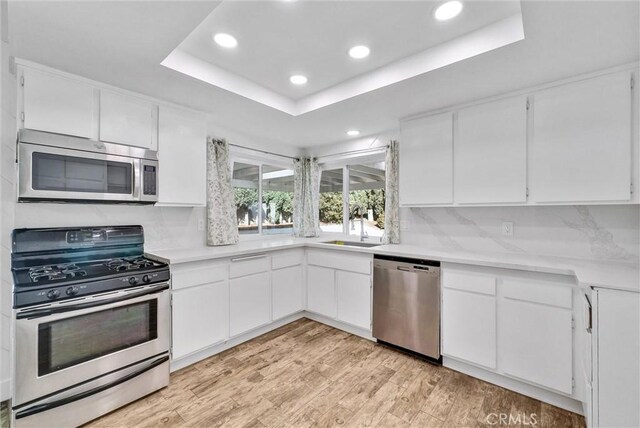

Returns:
503,278,572,309
272,250,304,270
443,271,496,296
172,264,227,290
229,254,270,279
307,250,371,275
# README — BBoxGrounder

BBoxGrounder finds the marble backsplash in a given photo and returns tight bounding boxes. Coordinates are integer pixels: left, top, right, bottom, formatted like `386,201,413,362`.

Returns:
400,205,639,263
14,203,208,251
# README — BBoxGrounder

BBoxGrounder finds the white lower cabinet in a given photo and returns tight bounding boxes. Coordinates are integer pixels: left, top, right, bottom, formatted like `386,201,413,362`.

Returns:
442,264,576,398
172,281,228,359
230,271,271,336
306,265,337,318
336,271,371,330
594,288,640,428
501,298,573,393
272,265,304,320
442,287,497,369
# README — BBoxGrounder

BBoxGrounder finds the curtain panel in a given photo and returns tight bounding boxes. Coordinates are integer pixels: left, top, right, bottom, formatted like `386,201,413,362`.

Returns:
293,157,321,237
382,140,400,244
206,138,239,246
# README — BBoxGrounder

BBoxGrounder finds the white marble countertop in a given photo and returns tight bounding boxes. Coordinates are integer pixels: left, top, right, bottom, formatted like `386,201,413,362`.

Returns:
147,235,639,293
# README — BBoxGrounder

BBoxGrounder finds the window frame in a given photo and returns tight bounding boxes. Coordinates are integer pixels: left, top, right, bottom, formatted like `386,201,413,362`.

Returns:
230,151,294,239
319,151,386,237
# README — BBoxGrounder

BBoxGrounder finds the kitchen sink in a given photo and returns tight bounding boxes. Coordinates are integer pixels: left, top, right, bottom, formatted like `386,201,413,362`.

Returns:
321,240,381,248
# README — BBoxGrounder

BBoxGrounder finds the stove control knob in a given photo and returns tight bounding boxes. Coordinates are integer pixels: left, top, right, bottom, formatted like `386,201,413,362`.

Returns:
47,289,60,300
129,276,138,285
142,275,150,283
66,286,79,296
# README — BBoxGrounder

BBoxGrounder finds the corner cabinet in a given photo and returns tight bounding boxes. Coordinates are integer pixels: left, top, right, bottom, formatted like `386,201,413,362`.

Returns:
157,105,207,206
306,249,372,332
399,112,453,206
21,67,97,139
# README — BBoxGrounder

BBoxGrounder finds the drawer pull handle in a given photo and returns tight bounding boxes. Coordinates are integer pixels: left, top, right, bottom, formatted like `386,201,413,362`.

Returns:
231,254,267,262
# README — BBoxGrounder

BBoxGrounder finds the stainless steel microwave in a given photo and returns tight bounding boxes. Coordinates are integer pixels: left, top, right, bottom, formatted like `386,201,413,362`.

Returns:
17,130,158,204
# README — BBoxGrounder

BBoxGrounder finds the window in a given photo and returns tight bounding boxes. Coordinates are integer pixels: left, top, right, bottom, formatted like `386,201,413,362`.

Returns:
262,164,294,235
348,161,385,239
232,158,294,236
318,154,386,239
319,168,344,233
232,162,260,235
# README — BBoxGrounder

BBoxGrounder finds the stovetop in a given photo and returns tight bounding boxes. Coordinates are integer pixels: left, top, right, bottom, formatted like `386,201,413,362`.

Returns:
14,256,166,288
11,226,170,308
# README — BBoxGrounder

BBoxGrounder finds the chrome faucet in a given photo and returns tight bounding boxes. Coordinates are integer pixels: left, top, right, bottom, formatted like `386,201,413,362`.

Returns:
352,203,369,242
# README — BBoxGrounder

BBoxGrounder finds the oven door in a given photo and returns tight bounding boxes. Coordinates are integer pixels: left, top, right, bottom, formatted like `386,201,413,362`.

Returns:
18,142,142,202
13,284,170,406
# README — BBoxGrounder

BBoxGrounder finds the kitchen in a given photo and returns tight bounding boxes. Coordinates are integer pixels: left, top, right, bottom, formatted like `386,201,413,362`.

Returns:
0,1,638,427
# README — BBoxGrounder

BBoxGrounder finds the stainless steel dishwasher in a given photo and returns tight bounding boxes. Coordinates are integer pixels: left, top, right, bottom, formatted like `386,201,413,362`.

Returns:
372,255,441,361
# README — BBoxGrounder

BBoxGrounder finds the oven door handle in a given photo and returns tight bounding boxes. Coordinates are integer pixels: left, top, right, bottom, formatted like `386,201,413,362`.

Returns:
16,284,169,320
14,354,169,420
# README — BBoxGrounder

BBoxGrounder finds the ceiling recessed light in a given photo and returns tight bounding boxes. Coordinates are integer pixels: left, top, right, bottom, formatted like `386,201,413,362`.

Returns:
290,74,308,85
434,1,463,21
346,130,360,137
348,45,370,59
213,33,237,48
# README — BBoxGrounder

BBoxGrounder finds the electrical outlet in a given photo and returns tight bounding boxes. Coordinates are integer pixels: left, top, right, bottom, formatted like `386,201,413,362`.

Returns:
197,219,205,231
502,221,514,237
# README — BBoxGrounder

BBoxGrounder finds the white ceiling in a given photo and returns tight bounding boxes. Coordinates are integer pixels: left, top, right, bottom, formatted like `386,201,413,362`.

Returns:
164,1,523,114
7,1,640,151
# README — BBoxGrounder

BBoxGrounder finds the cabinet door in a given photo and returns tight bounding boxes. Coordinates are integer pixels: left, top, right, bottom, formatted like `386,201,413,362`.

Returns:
455,96,527,204
272,265,304,320
100,90,156,149
500,298,573,394
158,106,206,206
307,265,336,318
399,112,453,205
336,271,371,330
531,71,632,203
596,289,640,428
172,282,227,359
442,288,496,369
22,67,95,138
229,272,271,336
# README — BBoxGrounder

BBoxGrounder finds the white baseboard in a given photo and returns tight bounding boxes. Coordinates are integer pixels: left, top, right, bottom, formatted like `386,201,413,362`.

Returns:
444,357,584,415
170,312,305,372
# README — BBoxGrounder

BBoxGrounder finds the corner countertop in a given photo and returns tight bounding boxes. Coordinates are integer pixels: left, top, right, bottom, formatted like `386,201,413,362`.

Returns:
147,235,639,293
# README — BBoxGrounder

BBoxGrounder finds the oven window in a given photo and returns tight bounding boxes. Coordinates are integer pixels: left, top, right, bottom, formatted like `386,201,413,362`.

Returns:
37,301,157,376
32,152,133,194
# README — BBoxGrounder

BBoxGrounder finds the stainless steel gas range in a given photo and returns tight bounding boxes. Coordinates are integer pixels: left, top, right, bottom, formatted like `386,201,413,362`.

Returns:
10,226,170,427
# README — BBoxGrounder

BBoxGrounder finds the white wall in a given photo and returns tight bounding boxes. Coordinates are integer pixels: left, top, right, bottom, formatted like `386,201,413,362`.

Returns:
401,205,639,263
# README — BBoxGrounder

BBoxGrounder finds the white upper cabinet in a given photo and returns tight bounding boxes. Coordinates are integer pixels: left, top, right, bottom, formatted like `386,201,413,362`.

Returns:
21,67,96,139
399,112,453,205
99,90,157,149
531,71,632,203
157,105,207,206
455,96,528,204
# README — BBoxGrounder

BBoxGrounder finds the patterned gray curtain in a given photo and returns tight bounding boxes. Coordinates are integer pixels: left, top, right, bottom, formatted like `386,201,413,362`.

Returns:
206,138,239,246
382,140,400,244
293,157,321,237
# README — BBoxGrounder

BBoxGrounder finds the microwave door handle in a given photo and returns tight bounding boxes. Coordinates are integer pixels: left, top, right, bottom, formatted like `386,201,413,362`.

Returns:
133,158,141,200
15,284,169,320
14,354,169,420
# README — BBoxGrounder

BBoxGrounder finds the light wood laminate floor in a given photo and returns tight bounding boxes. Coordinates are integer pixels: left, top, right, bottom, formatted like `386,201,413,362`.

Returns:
86,319,585,428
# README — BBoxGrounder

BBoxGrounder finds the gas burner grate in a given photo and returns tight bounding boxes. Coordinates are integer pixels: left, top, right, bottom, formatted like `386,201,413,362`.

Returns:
105,257,156,272
28,263,88,283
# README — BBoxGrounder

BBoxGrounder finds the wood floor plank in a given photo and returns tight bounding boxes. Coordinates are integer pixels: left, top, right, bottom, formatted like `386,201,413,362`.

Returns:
87,319,584,428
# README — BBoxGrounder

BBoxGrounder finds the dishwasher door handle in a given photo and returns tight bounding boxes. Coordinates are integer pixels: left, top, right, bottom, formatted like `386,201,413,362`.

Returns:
397,266,412,272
